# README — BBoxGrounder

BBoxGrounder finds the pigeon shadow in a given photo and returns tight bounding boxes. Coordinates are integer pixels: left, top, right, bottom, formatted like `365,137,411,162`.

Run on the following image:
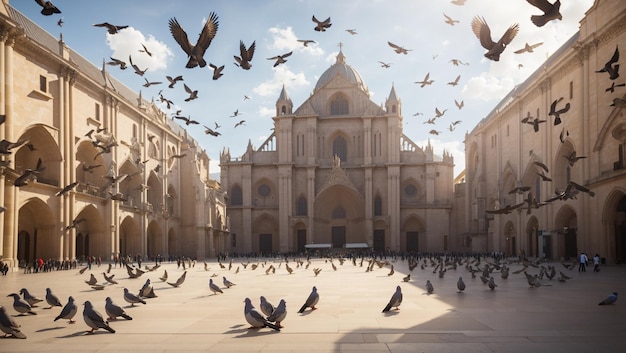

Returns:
229,328,281,338
56,330,96,338
382,310,401,316
35,326,65,333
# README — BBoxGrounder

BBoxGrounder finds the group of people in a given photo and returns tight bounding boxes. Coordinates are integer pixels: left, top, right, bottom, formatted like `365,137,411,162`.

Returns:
579,252,602,272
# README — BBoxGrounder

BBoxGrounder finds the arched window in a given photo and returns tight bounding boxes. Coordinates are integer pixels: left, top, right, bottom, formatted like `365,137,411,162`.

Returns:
332,136,347,162
330,95,349,115
374,195,382,216
296,196,307,216
230,185,243,206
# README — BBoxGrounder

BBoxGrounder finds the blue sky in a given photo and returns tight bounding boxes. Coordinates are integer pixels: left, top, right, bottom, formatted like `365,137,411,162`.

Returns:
11,0,594,176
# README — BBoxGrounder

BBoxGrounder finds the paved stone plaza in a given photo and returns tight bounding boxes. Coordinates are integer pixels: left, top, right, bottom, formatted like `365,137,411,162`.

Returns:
0,257,625,352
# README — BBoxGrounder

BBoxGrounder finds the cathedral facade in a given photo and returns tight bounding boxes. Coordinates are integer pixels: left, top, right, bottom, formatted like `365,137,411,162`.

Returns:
0,1,227,268
220,51,455,254
461,0,626,263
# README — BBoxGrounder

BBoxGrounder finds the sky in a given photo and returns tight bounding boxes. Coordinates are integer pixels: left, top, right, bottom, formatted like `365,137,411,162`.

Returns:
10,0,595,177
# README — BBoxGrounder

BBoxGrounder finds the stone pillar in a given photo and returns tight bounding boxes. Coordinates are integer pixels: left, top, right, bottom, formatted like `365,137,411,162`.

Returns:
0,29,7,263
306,167,315,245
2,33,16,266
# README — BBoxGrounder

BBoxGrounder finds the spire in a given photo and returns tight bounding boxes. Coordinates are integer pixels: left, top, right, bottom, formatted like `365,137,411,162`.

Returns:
387,83,399,102
276,84,293,115
277,84,291,103
385,83,401,115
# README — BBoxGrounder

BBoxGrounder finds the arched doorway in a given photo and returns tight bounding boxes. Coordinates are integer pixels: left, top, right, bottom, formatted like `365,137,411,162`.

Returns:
603,190,626,263
615,196,626,263
526,216,538,257
504,221,515,256
75,232,89,260
554,205,578,261
17,198,56,263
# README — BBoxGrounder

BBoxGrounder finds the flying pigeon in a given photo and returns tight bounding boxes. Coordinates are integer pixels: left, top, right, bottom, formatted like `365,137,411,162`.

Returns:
169,12,219,68
527,0,562,27
471,16,519,61
312,15,332,32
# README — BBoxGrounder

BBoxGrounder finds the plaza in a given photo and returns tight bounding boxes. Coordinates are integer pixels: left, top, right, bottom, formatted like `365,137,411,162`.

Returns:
0,256,625,352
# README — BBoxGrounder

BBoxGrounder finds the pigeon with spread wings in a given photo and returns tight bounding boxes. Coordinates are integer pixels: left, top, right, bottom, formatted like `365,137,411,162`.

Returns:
93,22,128,34
312,16,332,32
527,0,562,27
471,16,519,62
388,41,411,55
234,41,256,70
169,12,219,68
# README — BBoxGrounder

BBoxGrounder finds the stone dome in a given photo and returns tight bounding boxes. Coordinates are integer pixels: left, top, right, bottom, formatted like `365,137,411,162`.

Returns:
314,50,368,94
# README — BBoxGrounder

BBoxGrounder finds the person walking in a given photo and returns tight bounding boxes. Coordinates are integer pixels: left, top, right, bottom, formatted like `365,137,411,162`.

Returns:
579,252,588,272
593,254,601,272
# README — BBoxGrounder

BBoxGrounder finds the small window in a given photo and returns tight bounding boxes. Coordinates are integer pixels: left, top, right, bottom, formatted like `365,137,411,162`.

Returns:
95,103,100,121
404,184,417,197
133,124,137,138
330,95,349,115
258,184,271,197
569,81,573,100
296,196,307,216
374,195,383,216
507,124,510,137
39,75,47,92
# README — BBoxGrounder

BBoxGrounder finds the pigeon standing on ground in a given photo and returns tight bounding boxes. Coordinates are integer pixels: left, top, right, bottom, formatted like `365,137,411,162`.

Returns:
259,296,275,317
7,294,36,315
82,301,115,334
223,276,236,288
488,277,498,290
54,296,77,323
167,270,187,287
209,278,223,295
243,298,281,331
0,306,26,339
105,297,133,320
267,299,287,328
45,288,62,309
85,273,98,285
298,286,319,313
382,286,403,312
426,280,434,294
20,288,43,307
123,288,146,306
457,277,466,293
598,292,618,305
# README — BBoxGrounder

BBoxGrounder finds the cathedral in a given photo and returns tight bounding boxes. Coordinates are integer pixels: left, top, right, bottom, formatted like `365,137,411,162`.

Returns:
220,50,455,254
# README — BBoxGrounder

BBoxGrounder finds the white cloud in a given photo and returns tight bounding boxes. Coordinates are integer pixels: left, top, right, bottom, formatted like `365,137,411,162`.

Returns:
267,26,324,56
462,73,515,102
106,27,173,72
252,65,309,97
259,106,274,118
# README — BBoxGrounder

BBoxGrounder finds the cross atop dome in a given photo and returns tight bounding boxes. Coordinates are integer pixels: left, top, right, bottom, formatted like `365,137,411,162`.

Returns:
336,43,346,64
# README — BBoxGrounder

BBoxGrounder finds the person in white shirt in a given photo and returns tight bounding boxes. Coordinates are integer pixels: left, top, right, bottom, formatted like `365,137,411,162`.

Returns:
593,254,601,272
579,252,588,272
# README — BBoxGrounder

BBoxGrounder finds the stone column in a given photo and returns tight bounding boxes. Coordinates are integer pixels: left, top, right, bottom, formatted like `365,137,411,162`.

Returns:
2,33,16,266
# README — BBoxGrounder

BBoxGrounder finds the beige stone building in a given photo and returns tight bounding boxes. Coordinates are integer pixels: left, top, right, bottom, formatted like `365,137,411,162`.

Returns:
461,0,626,262
220,50,455,254
0,1,227,268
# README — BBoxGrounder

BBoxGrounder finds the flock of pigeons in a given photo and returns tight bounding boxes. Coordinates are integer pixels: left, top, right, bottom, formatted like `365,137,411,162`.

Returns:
0,254,619,339
485,43,622,215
